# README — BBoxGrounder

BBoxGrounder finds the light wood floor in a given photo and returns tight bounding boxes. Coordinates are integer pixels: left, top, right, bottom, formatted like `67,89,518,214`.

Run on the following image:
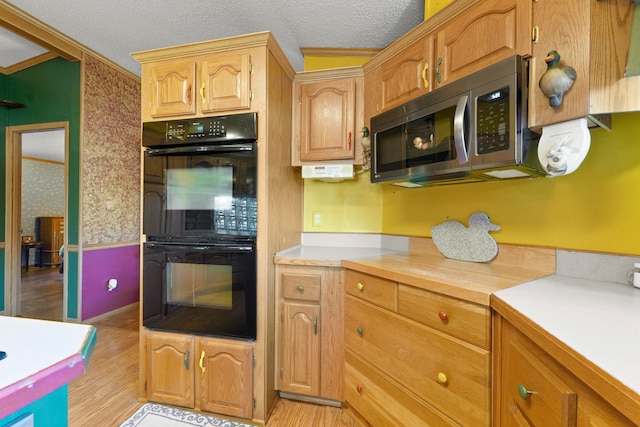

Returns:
20,268,362,427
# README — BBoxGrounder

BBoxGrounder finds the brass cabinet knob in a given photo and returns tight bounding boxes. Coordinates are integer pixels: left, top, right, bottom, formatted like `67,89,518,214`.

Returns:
437,372,448,384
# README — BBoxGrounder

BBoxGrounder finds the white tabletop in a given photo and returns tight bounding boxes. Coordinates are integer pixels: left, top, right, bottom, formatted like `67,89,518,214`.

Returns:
494,275,640,394
0,316,94,390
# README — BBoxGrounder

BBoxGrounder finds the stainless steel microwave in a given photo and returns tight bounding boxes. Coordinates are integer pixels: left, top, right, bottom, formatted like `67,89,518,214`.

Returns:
371,55,545,186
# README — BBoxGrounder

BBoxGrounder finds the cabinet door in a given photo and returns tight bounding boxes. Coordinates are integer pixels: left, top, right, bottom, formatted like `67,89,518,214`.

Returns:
298,77,356,161
198,339,253,419
147,59,197,118
146,333,195,408
498,321,577,427
528,0,590,128
434,0,531,88
200,52,251,113
380,35,434,112
279,301,321,396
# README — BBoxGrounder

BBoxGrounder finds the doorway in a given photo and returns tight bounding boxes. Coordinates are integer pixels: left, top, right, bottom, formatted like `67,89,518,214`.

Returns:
4,122,68,319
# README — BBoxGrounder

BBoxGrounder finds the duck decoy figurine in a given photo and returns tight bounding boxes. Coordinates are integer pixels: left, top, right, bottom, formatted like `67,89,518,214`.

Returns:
360,127,371,171
431,212,500,263
538,50,576,107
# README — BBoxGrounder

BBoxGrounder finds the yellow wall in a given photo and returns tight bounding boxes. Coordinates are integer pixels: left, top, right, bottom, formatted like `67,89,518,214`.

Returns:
304,171,383,232
381,112,640,255
304,55,372,71
425,0,454,19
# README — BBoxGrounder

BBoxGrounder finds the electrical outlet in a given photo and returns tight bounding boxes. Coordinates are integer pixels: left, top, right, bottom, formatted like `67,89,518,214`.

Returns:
313,212,322,227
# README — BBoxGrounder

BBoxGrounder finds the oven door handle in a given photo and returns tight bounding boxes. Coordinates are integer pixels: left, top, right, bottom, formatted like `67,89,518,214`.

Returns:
145,143,255,156
145,243,254,253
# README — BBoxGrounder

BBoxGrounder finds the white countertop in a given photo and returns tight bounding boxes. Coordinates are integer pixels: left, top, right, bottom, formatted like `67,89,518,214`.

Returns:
276,244,402,262
274,233,408,265
494,275,640,394
0,316,96,418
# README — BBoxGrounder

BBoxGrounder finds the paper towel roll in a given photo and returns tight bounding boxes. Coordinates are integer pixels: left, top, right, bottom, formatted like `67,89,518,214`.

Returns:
537,118,591,176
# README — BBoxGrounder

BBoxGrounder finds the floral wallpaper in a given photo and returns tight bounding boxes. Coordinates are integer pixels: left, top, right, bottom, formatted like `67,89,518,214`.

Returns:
21,158,65,265
82,54,141,245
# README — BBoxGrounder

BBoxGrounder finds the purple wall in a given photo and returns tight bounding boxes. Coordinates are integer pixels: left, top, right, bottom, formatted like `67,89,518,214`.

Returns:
81,245,139,320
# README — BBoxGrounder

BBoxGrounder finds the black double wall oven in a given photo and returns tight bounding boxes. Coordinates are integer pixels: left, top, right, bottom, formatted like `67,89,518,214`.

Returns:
142,113,258,340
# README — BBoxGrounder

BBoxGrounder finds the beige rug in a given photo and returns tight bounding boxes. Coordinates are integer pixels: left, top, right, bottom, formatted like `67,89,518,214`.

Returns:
119,404,255,427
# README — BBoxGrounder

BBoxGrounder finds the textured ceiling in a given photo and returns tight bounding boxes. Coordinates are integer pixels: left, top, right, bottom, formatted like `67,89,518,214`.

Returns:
2,0,425,76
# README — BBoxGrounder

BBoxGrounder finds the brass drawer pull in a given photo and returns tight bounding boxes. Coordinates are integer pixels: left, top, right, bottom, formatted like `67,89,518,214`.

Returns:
356,282,364,291
422,63,429,89
199,350,206,374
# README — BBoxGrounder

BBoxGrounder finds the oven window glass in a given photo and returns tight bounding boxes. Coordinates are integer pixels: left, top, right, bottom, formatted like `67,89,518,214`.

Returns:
144,151,257,238
166,167,233,211
143,244,257,340
167,263,232,309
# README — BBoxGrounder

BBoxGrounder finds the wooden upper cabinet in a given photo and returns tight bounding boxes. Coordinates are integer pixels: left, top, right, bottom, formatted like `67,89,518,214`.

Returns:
380,35,434,112
143,51,252,121
297,77,356,162
528,0,637,128
200,52,251,114
434,0,532,88
148,59,197,117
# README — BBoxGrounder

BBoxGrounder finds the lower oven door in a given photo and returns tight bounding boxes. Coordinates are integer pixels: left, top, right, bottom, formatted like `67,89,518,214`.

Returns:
142,242,257,340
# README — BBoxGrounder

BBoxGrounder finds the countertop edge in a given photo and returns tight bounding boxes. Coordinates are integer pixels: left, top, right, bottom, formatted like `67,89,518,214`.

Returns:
0,324,97,419
491,279,640,424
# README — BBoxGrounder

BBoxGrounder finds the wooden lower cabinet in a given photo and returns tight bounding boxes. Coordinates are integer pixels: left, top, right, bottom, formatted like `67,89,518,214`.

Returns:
493,314,637,426
275,264,344,402
344,269,491,426
145,330,253,419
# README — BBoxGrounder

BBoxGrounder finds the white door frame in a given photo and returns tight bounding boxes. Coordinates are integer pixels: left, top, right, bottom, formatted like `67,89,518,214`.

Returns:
4,121,68,317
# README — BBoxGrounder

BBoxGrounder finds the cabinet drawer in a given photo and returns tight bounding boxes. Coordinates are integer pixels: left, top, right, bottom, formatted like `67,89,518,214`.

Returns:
345,270,396,311
345,295,490,426
500,322,578,426
282,273,321,302
397,284,490,349
345,351,457,427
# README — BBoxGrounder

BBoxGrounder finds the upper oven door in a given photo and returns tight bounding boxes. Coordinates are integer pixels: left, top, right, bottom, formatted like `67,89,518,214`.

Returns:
143,144,257,240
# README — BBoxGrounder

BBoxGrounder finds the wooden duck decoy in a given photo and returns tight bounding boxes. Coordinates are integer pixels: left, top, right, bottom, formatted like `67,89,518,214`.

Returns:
538,50,576,107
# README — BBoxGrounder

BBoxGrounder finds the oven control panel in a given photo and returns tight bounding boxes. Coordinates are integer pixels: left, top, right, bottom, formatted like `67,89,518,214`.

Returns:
142,112,257,147
167,118,226,141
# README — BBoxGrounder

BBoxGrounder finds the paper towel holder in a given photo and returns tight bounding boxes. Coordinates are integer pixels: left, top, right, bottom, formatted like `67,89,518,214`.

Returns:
538,118,591,177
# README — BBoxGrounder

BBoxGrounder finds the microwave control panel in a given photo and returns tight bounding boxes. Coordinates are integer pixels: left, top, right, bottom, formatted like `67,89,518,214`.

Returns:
476,87,510,154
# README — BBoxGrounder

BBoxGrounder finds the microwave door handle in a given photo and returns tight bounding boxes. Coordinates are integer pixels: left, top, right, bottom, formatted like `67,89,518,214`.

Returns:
454,95,469,164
